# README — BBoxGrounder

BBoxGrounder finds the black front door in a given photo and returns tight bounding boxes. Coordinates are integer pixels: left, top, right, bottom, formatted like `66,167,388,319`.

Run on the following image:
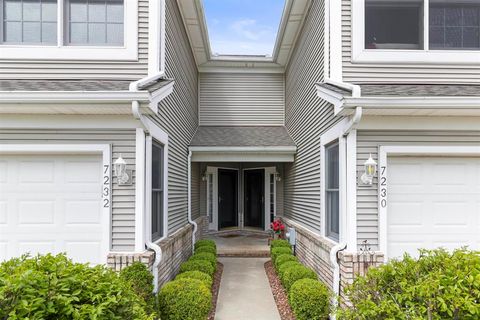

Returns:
244,169,265,229
218,169,238,229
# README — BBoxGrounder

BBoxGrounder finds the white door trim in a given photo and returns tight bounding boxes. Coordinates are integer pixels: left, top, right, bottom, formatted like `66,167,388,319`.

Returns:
206,166,219,231
265,167,277,231
0,143,111,263
378,145,480,260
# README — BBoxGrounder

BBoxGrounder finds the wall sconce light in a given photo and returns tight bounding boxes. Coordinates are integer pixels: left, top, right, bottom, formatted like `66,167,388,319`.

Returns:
275,172,282,182
114,154,132,185
361,154,377,185
201,171,207,182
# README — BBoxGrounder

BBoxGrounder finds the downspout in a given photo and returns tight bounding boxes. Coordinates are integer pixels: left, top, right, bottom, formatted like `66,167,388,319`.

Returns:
342,106,362,137
187,151,198,253
131,100,165,294
329,242,347,319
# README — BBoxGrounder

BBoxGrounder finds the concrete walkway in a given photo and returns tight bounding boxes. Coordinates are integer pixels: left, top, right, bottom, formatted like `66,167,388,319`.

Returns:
207,233,270,257
215,257,280,320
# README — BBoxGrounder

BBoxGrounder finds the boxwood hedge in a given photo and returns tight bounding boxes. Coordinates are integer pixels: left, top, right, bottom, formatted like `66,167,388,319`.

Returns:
337,248,480,320
289,278,331,320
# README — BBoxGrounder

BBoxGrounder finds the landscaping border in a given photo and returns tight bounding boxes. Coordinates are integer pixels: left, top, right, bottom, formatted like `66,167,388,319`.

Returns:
265,260,295,320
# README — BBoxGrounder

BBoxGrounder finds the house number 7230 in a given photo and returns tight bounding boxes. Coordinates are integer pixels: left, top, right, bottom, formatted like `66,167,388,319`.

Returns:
380,166,387,208
103,164,111,208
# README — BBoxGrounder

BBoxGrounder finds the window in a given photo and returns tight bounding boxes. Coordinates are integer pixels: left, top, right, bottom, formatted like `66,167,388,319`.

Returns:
67,0,124,45
364,0,480,51
151,140,164,241
208,173,213,224
430,1,480,50
325,142,339,241
365,0,424,50
2,0,57,44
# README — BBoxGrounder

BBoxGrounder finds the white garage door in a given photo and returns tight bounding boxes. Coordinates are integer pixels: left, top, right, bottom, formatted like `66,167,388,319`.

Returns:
387,156,480,260
0,154,108,264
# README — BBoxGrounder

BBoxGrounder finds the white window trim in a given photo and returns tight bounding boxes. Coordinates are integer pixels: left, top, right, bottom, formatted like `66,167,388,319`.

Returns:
0,0,138,61
143,119,169,244
320,122,347,244
0,143,111,263
378,145,480,261
265,166,277,231
352,0,480,64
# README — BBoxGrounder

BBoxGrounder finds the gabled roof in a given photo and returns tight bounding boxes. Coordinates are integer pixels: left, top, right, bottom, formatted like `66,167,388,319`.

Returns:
316,81,480,116
176,0,310,73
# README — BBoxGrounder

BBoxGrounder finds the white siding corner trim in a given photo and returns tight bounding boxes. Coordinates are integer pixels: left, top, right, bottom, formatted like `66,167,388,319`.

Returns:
148,0,166,76
0,143,112,261
378,145,480,260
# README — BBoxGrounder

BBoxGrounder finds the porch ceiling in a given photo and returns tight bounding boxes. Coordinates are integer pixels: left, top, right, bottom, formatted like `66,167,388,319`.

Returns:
189,126,296,162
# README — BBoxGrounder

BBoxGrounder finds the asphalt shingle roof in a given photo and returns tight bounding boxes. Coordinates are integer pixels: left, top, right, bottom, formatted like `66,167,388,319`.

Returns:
190,126,296,147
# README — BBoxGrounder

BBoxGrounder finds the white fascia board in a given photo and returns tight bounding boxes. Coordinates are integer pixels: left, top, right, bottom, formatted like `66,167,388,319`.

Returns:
149,81,175,107
343,97,480,109
189,146,297,153
315,83,345,114
0,91,150,104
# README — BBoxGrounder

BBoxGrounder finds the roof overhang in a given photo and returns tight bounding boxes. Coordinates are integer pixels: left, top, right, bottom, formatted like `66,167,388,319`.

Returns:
0,81,175,115
316,81,480,116
176,0,310,73
189,146,297,162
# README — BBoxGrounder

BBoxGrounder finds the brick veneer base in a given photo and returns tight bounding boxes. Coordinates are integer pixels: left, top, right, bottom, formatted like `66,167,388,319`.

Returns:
107,216,207,289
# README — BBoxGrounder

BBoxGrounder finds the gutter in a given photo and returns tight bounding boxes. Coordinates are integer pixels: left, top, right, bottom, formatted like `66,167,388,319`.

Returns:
187,151,198,254
342,106,362,137
0,91,150,104
329,242,347,320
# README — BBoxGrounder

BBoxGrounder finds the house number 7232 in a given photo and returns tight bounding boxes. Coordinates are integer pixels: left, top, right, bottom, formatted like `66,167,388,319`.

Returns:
103,164,111,208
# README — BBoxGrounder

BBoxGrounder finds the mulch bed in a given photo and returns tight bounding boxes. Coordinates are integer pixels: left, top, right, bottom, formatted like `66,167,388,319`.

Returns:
265,260,295,320
208,262,224,320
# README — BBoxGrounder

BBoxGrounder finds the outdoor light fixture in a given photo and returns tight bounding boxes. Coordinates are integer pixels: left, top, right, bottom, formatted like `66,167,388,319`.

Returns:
114,154,132,185
201,171,207,182
275,172,282,182
361,154,377,185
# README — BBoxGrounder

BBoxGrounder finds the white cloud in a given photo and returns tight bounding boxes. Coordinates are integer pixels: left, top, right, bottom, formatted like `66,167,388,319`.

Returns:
230,18,275,41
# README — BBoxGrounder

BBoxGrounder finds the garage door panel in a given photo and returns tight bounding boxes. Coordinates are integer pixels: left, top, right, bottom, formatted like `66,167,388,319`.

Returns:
387,156,480,260
0,154,107,265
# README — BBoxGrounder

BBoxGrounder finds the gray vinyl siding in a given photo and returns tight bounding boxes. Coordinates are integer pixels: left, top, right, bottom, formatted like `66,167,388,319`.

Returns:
0,128,137,252
341,0,480,83
357,130,480,250
199,73,285,126
0,0,149,80
147,0,198,234
191,162,200,220
284,0,339,233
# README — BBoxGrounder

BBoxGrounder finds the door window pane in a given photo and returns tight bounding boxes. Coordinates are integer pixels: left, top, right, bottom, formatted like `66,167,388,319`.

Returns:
67,0,124,45
325,141,340,241
2,0,57,44
430,1,480,50
365,0,424,50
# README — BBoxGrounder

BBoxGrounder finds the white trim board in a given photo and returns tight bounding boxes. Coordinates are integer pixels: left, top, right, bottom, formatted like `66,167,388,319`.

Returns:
377,145,480,260
0,143,112,263
320,119,358,251
0,0,138,61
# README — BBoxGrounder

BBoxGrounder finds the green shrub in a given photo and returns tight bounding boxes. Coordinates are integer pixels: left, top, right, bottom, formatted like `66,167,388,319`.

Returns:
194,239,217,251
281,265,317,291
120,261,157,316
289,279,331,320
278,261,303,278
158,278,212,320
189,252,217,270
0,254,154,320
337,248,480,320
275,254,299,271
270,239,291,251
195,245,216,255
271,247,292,264
176,271,213,288
179,259,215,277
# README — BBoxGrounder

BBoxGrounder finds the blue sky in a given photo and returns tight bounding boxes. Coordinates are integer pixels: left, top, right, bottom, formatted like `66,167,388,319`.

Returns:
203,0,285,56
